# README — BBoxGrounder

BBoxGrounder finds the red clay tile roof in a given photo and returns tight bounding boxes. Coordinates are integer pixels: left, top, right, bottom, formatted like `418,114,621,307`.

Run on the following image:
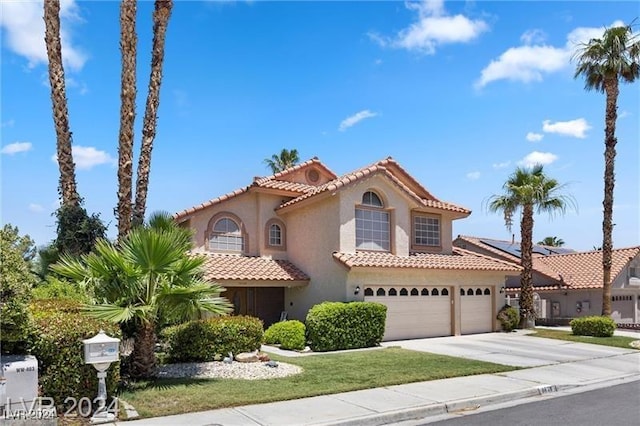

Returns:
174,187,250,221
253,157,337,185
254,180,317,193
333,247,521,271
199,253,309,282
536,246,640,289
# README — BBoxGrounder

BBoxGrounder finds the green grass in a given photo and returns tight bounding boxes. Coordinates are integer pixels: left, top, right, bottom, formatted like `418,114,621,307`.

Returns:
120,347,515,419
530,328,640,350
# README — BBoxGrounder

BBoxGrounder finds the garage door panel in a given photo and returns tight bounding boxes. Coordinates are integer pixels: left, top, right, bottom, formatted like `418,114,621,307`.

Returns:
461,287,493,335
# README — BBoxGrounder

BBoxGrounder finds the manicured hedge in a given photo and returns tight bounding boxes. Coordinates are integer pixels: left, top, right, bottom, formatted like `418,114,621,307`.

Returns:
497,304,519,332
305,301,387,352
28,299,121,407
570,315,616,337
164,316,263,362
264,320,306,350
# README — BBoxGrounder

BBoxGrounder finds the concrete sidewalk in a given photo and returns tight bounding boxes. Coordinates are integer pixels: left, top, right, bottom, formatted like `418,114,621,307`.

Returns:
117,333,640,426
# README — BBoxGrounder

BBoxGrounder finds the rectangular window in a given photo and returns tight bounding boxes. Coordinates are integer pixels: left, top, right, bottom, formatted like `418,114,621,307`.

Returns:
209,235,243,252
414,215,440,247
269,224,282,246
356,208,390,251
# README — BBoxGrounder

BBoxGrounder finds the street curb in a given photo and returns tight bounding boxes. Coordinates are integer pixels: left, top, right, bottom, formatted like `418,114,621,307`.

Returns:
318,386,555,426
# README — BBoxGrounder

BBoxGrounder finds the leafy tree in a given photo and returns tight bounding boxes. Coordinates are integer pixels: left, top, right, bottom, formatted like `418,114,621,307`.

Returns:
264,148,300,174
488,165,573,328
573,23,640,316
54,203,107,257
44,0,79,208
1,225,38,353
51,217,231,379
537,236,565,247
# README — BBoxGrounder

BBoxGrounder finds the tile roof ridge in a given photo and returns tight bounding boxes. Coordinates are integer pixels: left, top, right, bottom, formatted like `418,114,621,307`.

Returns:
254,157,337,185
174,186,250,220
541,245,640,258
453,246,523,268
375,156,439,201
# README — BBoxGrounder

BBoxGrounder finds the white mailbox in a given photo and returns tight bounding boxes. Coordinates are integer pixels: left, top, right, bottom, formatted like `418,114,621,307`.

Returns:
83,330,120,367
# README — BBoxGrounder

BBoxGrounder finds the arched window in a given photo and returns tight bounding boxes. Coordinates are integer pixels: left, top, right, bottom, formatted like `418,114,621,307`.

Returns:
376,288,386,296
475,288,483,295
400,288,408,296
364,287,374,297
410,288,419,296
441,288,449,296
388,288,397,296
356,190,390,251
431,288,439,296
209,217,244,252
460,288,465,296
467,288,474,296
421,288,429,296
484,288,491,295
265,218,286,250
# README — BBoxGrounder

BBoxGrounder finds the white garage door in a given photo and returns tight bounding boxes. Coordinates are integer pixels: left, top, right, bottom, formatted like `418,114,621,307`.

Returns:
460,287,493,334
611,295,634,323
364,286,452,341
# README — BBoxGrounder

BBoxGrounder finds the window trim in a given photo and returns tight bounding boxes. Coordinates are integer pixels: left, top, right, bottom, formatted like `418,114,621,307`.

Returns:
411,211,442,252
355,190,393,253
264,218,286,250
206,212,248,254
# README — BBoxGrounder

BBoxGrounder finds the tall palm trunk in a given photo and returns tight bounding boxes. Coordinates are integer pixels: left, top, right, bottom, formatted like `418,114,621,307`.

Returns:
519,204,535,328
44,0,79,208
132,0,173,226
116,0,138,240
130,321,157,379
601,77,618,316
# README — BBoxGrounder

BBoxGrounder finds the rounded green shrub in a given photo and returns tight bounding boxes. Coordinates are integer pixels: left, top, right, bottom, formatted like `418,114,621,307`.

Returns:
28,299,121,408
497,304,519,332
264,320,306,350
164,315,264,362
570,315,616,337
305,301,387,352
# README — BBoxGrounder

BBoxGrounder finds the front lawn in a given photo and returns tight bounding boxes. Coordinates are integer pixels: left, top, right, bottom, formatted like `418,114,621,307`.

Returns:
120,347,515,419
529,328,640,350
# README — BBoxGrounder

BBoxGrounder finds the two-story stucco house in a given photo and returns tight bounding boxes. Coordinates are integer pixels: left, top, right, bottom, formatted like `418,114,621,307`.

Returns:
174,157,520,340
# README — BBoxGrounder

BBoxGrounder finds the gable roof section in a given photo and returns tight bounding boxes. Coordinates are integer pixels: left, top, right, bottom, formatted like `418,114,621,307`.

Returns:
277,158,470,215
252,157,337,186
200,253,310,282
333,247,520,272
536,246,640,289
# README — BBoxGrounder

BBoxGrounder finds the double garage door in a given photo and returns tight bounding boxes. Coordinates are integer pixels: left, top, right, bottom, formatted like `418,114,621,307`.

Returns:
364,286,493,341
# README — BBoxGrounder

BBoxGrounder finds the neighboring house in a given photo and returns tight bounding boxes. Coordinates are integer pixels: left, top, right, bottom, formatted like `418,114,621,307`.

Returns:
454,236,640,324
174,157,520,340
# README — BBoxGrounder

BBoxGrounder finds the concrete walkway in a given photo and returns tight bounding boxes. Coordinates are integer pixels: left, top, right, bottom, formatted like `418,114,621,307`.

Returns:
118,332,640,426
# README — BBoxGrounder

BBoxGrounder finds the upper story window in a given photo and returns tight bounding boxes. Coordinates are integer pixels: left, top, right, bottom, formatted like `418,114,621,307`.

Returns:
356,191,390,252
265,218,286,250
413,214,440,247
209,217,244,253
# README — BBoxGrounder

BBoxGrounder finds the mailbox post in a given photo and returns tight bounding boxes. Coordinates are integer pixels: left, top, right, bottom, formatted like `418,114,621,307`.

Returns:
82,330,120,422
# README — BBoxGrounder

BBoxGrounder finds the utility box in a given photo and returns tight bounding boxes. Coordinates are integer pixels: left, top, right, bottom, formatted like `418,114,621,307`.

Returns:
0,355,38,411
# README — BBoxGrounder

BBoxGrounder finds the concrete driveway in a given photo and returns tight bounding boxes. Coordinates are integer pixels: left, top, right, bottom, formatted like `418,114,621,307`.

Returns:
381,330,638,367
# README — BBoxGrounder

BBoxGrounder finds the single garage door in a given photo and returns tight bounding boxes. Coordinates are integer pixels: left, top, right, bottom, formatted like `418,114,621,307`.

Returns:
364,286,452,341
611,295,634,323
460,287,493,334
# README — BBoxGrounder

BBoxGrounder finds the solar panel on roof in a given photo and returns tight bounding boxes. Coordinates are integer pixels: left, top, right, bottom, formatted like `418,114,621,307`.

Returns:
481,239,575,258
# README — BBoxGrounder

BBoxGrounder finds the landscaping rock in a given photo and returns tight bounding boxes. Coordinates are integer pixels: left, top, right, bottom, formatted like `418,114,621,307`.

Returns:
235,351,259,363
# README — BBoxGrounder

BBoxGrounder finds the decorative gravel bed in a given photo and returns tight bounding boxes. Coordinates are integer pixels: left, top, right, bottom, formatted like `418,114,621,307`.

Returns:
156,361,303,380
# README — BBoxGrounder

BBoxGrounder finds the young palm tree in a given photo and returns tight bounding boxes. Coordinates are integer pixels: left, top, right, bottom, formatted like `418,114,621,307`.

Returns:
263,148,300,173
573,23,640,316
537,236,565,247
488,165,573,328
51,218,231,379
133,0,174,227
116,0,138,239
43,0,79,208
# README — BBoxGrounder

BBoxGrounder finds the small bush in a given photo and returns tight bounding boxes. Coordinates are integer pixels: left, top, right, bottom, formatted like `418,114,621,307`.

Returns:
31,276,91,303
497,304,519,332
306,301,387,352
264,320,306,350
570,316,616,337
164,316,263,363
28,299,121,408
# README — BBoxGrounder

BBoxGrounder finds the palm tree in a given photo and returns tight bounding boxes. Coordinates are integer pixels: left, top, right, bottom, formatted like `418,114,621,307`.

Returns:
264,148,300,174
51,216,232,379
43,0,79,208
537,236,565,247
488,165,573,328
116,0,138,239
573,23,640,316
132,0,174,227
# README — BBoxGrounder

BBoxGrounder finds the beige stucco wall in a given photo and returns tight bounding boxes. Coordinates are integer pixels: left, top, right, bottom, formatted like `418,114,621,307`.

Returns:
346,267,515,334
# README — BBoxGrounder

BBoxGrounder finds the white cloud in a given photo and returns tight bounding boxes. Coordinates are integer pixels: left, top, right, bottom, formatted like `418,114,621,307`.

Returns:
475,20,624,88
51,145,115,170
0,0,87,72
542,118,591,138
518,151,558,168
339,110,378,131
526,132,544,142
369,0,488,54
28,203,44,213
466,171,481,180
492,161,511,169
1,141,33,155
1,119,15,128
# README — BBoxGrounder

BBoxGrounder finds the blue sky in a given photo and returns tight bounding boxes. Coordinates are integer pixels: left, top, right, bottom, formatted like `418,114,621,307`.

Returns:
1,0,638,251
